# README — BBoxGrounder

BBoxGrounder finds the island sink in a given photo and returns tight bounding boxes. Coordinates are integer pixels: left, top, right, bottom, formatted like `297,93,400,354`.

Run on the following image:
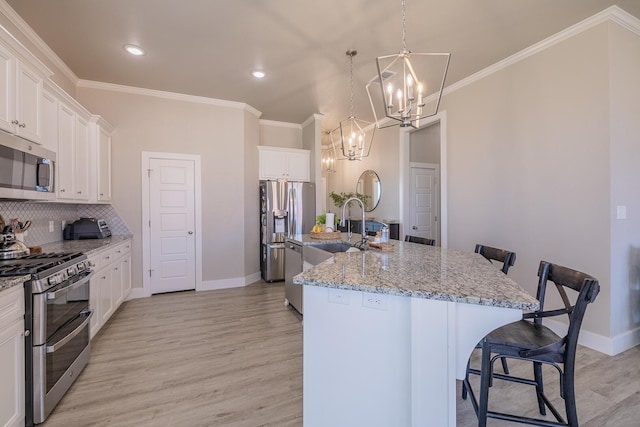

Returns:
305,242,354,253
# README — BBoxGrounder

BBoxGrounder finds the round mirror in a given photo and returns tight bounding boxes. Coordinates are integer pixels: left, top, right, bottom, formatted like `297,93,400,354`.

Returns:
356,170,381,212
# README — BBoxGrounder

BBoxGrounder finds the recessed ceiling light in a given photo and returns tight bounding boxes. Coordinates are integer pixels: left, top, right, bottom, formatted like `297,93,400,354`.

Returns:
124,44,146,56
251,69,266,79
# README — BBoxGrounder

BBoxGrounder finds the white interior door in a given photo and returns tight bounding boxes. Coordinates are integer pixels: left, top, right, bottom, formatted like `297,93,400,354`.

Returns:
149,158,196,294
409,165,439,244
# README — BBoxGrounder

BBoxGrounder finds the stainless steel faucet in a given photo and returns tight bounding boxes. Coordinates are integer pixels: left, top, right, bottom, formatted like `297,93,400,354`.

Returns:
340,197,367,247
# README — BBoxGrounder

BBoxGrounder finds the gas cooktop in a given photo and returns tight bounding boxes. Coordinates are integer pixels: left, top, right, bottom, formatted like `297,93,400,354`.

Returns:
0,252,86,278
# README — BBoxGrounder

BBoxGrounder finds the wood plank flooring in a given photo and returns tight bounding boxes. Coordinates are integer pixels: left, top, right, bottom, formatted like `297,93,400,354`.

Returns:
41,282,639,426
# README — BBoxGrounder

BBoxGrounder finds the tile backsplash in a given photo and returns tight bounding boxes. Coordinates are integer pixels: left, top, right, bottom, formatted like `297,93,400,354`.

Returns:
0,201,130,246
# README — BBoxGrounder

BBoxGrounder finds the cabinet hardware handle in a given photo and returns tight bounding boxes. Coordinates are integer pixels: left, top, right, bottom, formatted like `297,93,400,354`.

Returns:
188,231,194,234
24,330,30,337
60,189,66,192
11,119,19,125
19,122,26,128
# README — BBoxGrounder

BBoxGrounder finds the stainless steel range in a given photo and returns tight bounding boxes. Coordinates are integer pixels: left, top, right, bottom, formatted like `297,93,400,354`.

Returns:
0,252,93,426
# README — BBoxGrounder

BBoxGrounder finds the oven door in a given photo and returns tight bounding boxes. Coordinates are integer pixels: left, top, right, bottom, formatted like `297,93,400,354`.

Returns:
32,270,93,346
32,309,92,424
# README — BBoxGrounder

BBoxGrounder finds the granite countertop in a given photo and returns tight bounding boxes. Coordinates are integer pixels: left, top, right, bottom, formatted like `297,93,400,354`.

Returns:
293,239,539,310
39,235,132,256
287,232,363,246
0,275,29,293
0,236,132,295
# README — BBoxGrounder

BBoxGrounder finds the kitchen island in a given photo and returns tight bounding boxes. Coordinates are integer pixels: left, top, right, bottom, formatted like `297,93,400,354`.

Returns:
293,241,538,427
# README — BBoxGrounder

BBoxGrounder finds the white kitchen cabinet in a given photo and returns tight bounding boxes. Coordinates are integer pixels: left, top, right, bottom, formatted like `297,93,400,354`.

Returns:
40,89,58,153
0,285,25,427
88,240,132,340
57,101,90,202
258,146,310,181
90,116,113,203
0,43,43,144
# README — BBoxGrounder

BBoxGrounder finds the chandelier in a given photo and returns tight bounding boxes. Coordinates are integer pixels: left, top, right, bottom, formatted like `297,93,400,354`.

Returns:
330,50,375,161
321,137,337,173
366,0,450,129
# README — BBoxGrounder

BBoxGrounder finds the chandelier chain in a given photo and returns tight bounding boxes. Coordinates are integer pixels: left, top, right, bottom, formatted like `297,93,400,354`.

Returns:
349,52,354,117
401,0,407,52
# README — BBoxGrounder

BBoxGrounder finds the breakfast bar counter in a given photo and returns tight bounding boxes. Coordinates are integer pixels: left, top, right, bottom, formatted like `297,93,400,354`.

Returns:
294,241,538,427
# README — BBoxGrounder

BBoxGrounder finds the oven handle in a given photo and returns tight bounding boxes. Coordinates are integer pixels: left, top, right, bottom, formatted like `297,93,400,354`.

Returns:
46,271,94,300
46,309,93,354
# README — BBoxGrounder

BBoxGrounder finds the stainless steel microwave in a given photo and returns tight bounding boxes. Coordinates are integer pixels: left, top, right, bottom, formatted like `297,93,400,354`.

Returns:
0,131,55,200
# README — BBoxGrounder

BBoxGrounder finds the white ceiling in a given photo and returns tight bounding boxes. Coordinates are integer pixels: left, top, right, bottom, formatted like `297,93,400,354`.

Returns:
5,0,640,131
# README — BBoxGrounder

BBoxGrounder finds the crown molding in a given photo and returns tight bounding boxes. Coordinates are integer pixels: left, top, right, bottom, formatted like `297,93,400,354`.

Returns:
444,5,640,97
77,79,262,116
301,113,324,128
259,119,302,130
0,0,77,84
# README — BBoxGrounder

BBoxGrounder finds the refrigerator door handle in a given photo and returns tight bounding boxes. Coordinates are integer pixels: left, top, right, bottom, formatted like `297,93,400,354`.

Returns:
269,243,286,249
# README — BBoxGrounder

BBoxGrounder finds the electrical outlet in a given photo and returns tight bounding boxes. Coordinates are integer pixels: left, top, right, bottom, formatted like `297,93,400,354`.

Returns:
362,292,388,310
49,221,54,233
328,289,351,305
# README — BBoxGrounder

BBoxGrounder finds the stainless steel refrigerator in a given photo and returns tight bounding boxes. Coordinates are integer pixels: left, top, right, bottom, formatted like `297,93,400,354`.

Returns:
260,180,316,282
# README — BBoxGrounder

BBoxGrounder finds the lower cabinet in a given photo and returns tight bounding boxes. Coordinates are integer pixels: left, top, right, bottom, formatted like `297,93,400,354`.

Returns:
88,239,132,340
0,286,25,427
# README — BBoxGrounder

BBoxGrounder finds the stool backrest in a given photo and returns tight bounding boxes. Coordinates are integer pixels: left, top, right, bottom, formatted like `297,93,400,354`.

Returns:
475,244,516,275
404,235,436,246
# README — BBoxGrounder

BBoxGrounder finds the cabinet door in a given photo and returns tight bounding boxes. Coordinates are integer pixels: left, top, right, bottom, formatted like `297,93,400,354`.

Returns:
98,270,113,325
57,103,75,199
0,44,14,133
112,262,124,307
41,90,58,153
89,267,102,340
259,148,287,180
0,319,25,427
122,256,132,299
97,126,112,202
286,150,310,181
74,115,90,200
15,61,42,143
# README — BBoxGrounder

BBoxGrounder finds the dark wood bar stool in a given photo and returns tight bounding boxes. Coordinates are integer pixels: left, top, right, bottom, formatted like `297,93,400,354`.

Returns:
462,244,516,400
404,235,435,246
475,244,516,274
464,261,600,427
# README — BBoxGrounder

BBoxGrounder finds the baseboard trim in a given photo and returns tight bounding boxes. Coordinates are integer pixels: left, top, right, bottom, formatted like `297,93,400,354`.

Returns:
544,319,640,356
126,288,148,300
198,271,262,292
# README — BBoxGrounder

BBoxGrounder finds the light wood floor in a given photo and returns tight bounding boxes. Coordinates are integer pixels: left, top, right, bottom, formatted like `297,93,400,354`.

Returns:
42,282,639,427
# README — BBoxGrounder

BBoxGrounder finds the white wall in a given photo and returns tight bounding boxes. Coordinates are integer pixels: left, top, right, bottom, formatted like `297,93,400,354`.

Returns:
608,23,640,341
76,86,256,289
259,120,302,148
410,123,441,164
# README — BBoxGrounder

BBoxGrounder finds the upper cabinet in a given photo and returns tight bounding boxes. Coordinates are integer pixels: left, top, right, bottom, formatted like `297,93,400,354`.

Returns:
0,40,48,145
258,146,310,182
91,115,113,203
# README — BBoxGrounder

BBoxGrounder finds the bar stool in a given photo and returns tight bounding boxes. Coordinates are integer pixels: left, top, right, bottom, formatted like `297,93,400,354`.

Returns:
404,235,435,246
462,244,516,400
464,261,600,427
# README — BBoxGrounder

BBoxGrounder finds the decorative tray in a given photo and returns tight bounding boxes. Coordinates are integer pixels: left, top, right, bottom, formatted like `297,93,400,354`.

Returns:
367,241,395,251
310,231,341,240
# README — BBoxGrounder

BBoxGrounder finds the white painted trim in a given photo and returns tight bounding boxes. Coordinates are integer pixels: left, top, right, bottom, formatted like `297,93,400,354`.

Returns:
126,288,147,300
141,152,202,298
0,22,52,77
544,318,640,356
301,113,324,128
408,162,441,245
198,272,262,291
444,6,640,98
0,3,58,78
259,119,302,129
77,79,262,117
401,111,448,248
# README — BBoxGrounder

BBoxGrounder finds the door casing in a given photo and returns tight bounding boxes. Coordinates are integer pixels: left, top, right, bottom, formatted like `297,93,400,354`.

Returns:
141,151,202,297
400,111,448,248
